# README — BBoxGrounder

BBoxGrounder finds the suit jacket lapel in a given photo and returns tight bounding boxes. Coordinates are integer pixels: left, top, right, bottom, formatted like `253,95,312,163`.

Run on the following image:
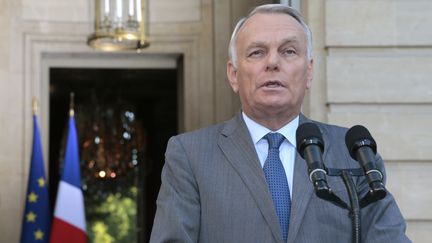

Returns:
218,114,283,243
288,114,333,243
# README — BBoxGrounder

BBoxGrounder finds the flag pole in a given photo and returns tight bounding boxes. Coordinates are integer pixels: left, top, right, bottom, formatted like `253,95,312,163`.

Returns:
69,92,75,117
32,97,38,115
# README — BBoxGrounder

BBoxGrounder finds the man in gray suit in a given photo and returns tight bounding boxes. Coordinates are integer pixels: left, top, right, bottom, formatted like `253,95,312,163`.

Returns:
150,4,410,243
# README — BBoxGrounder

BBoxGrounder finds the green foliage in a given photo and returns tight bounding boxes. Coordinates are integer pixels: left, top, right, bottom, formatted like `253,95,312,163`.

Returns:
91,222,114,243
86,187,137,243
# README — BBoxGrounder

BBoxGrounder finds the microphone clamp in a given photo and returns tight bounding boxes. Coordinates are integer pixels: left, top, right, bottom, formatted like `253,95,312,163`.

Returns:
309,168,327,183
365,169,383,180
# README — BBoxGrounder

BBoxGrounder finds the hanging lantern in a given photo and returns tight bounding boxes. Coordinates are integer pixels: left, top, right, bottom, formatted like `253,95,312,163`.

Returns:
87,0,150,51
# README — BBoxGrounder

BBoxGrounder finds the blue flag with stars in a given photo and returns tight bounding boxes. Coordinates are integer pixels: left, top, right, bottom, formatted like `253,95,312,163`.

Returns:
20,115,51,243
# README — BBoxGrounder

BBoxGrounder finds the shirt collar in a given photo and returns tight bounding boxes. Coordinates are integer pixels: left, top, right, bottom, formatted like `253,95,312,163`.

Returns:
242,112,299,147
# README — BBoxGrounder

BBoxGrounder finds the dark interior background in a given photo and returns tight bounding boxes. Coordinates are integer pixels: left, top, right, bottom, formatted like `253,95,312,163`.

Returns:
49,67,178,242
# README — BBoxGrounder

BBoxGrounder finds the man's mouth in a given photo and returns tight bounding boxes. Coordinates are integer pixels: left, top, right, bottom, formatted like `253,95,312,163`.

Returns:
262,80,284,88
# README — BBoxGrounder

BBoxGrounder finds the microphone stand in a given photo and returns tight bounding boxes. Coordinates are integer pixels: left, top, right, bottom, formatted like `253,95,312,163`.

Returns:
310,168,386,243
341,170,361,243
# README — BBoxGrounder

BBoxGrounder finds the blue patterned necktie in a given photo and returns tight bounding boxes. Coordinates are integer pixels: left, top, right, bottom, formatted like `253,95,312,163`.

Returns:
263,132,291,243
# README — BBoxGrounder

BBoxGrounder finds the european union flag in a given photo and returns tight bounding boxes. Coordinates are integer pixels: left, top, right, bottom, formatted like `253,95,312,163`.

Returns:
20,115,51,243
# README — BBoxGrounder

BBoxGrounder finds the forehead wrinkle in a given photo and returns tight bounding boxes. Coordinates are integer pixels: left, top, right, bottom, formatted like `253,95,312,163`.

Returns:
236,13,309,61
280,37,301,46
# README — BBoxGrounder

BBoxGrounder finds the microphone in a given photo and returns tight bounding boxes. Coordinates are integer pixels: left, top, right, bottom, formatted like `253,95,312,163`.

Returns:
296,123,330,197
345,125,386,204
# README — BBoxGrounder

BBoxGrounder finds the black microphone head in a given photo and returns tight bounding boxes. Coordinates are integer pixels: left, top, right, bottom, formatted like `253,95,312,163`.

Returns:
296,122,324,157
345,125,377,159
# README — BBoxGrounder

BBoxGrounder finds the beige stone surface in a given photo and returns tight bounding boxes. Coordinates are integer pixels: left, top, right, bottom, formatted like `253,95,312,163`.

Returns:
0,71,24,166
303,0,328,122
326,0,432,46
22,0,89,22
406,220,432,243
327,51,432,103
0,72,23,117
150,0,201,23
0,172,23,243
328,110,432,161
213,0,235,122
386,162,432,220
0,2,12,69
0,114,24,160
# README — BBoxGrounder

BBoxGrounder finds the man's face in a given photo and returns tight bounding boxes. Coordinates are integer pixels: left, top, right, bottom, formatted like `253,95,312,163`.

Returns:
227,13,313,122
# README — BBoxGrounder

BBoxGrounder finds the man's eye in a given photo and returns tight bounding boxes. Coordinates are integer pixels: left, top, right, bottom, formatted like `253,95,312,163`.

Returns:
284,49,296,55
248,50,264,57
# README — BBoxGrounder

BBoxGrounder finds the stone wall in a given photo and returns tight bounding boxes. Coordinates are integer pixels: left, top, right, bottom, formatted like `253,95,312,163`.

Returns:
305,0,432,241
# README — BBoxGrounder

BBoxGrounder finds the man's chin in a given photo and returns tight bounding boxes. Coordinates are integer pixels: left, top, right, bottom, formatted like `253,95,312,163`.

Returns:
255,102,297,114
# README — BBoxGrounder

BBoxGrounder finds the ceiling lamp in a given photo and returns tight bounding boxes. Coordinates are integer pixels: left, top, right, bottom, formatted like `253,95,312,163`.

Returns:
87,0,150,51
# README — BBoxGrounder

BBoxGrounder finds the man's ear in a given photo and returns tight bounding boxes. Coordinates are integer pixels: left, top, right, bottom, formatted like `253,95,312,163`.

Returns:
227,60,239,93
306,59,314,89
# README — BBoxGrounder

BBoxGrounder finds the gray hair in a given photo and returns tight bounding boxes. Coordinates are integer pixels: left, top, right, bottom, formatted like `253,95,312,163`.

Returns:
228,4,313,68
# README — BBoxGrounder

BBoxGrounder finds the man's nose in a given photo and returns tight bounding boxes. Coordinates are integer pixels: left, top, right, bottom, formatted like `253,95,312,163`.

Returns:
265,51,280,71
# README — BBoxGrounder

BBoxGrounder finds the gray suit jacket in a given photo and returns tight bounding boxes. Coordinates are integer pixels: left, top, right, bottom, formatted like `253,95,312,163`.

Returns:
150,113,410,243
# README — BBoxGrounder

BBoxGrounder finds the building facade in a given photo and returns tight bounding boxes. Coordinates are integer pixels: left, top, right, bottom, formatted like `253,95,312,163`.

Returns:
0,0,431,242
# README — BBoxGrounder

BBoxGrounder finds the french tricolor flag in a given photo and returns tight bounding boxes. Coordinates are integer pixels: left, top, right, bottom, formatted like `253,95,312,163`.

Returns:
50,113,87,243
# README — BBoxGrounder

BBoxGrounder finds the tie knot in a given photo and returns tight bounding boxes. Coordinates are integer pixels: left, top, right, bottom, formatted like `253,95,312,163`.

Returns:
265,132,285,149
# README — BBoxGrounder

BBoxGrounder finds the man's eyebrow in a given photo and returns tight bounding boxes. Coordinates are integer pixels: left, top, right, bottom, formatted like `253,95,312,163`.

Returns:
247,38,301,49
246,41,267,49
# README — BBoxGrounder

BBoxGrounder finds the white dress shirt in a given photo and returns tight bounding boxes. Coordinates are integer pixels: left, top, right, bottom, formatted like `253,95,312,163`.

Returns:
242,112,299,197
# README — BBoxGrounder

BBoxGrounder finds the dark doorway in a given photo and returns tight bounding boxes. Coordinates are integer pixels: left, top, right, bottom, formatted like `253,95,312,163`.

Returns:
49,67,178,242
